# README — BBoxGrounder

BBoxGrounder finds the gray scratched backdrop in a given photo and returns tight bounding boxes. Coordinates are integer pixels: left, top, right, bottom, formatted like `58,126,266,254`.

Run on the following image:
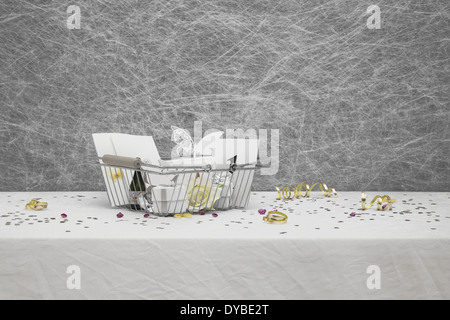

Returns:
0,0,449,192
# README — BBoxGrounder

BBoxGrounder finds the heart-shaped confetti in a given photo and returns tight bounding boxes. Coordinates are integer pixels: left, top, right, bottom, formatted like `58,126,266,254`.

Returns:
350,212,356,217
258,209,266,215
212,213,218,218
199,211,206,216
117,212,124,218
143,213,150,218
61,213,67,219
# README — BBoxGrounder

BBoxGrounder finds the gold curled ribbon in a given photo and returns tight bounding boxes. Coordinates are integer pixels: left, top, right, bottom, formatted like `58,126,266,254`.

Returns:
263,211,288,225
275,186,282,200
26,200,48,211
308,183,337,198
282,186,295,200
295,183,310,198
361,192,396,211
277,183,338,199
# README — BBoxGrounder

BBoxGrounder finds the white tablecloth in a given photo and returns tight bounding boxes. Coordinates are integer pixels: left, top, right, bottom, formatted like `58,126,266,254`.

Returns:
0,191,449,300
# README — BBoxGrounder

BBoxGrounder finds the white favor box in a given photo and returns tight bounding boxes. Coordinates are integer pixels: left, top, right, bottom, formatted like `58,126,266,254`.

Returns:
214,182,233,210
150,185,187,215
158,156,217,168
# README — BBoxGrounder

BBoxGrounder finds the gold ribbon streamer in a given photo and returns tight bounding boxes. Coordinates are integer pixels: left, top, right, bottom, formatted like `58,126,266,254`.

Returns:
277,183,338,199
275,186,282,200
282,186,295,200
308,183,337,198
361,192,396,211
263,211,288,224
26,200,48,211
295,183,310,198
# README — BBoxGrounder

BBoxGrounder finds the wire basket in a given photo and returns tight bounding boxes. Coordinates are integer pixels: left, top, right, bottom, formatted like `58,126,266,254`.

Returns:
97,155,264,216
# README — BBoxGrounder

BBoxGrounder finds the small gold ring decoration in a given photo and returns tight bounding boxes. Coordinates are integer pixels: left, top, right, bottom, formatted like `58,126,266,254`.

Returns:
26,200,48,211
263,211,288,225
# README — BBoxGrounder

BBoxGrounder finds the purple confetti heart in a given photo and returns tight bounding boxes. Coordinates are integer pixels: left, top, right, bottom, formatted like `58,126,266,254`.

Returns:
258,209,266,215
199,211,206,216
212,213,218,218
143,213,149,218
382,204,388,210
117,212,124,218
350,212,356,217
61,213,67,219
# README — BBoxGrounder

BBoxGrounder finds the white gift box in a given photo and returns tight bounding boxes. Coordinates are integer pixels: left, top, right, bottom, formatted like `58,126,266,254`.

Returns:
212,139,258,208
150,185,187,215
214,182,233,210
158,156,219,168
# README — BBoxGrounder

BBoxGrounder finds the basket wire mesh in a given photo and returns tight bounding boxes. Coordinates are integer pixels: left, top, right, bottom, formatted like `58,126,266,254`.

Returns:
98,156,262,216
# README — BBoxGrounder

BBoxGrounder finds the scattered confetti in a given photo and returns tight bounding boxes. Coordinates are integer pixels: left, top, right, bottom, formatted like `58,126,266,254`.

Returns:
0,192,448,238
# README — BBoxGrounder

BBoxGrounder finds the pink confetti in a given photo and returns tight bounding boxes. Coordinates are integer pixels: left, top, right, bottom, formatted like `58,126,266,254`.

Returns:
350,212,356,217
199,211,206,215
117,212,124,218
61,213,67,219
382,204,388,210
212,213,218,218
143,213,150,218
258,209,266,215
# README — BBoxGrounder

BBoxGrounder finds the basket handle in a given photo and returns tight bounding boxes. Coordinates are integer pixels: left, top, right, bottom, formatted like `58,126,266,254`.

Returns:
101,154,142,169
